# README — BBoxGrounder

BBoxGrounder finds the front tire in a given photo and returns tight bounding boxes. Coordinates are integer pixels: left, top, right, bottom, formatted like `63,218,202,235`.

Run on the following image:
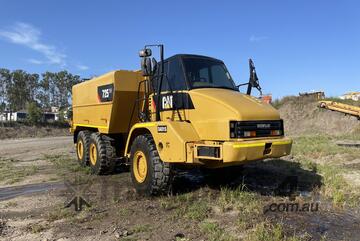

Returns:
130,134,173,196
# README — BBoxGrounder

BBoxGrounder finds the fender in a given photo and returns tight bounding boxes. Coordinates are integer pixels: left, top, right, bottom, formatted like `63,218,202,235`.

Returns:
125,121,201,163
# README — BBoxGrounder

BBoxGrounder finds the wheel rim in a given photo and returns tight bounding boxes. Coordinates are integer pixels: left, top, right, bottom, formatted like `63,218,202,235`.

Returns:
89,143,97,166
77,140,84,160
133,151,147,183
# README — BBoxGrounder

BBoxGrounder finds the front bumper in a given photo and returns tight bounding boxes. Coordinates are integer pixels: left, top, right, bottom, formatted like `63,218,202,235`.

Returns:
191,137,292,166
222,137,292,163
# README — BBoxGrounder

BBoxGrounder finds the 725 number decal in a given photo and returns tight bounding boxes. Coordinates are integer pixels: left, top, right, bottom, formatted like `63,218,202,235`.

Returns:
97,84,114,102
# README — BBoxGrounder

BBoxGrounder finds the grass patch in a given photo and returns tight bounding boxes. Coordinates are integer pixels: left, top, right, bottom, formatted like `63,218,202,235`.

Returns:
47,176,59,182
160,192,211,221
218,186,261,212
200,221,234,241
216,187,264,230
183,200,210,221
4,201,17,208
292,135,344,158
44,154,91,175
26,223,48,234
176,195,210,221
117,207,132,217
245,222,307,241
46,205,76,222
292,135,360,159
131,224,152,233
290,135,360,207
0,158,38,184
318,164,360,207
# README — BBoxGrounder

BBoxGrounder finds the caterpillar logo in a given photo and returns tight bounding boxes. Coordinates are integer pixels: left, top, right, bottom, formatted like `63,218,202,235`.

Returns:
154,92,194,111
257,123,271,128
162,95,173,110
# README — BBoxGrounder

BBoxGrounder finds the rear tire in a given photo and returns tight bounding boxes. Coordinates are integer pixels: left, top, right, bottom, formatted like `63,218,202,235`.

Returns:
88,132,116,175
130,134,173,196
76,131,91,166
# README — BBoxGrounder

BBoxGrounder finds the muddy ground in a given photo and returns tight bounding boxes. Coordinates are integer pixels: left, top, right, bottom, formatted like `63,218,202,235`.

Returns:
0,134,359,241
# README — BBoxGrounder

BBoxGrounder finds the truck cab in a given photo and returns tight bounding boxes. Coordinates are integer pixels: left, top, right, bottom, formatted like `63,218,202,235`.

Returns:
125,52,292,167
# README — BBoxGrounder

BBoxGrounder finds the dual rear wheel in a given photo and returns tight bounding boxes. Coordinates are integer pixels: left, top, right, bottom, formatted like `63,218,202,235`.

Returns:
76,131,116,175
75,131,173,196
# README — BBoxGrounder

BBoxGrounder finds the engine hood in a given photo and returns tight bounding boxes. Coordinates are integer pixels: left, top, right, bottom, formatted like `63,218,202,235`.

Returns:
189,88,279,120
187,88,281,140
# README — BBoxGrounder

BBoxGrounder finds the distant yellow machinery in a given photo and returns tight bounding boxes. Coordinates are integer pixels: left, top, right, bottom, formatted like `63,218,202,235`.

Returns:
71,44,292,195
318,101,360,120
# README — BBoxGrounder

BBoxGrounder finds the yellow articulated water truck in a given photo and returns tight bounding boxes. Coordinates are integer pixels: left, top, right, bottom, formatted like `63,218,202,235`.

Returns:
71,44,292,195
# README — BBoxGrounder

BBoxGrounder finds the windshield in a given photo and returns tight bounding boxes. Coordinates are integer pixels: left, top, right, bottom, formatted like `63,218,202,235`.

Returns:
183,57,237,90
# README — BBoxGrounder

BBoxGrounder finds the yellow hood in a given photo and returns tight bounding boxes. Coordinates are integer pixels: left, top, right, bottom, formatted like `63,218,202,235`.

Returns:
188,88,280,140
189,88,279,120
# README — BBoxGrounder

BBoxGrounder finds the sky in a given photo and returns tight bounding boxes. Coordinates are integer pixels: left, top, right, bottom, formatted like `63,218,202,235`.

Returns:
0,0,359,99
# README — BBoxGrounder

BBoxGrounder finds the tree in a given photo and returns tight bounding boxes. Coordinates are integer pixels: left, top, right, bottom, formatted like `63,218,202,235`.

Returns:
28,73,40,102
54,71,81,109
38,72,52,110
6,70,39,111
0,68,82,122
39,71,81,110
26,102,42,124
0,68,11,117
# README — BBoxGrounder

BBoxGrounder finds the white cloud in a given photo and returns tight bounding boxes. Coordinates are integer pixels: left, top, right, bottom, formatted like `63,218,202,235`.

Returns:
27,58,44,64
76,64,89,70
249,35,268,43
0,22,66,66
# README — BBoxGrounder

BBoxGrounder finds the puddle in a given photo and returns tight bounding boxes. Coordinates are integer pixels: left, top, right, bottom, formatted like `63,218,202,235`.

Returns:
336,140,360,148
0,182,65,201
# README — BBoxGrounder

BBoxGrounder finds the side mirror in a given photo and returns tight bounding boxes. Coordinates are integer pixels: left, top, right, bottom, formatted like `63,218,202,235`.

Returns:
247,58,262,95
141,57,152,76
250,75,260,88
139,48,152,57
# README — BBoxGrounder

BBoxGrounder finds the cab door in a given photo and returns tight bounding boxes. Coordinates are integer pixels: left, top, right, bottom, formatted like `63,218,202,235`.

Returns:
152,57,192,122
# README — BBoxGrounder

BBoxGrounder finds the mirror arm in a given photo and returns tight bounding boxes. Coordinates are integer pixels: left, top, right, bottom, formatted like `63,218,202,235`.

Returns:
155,45,164,121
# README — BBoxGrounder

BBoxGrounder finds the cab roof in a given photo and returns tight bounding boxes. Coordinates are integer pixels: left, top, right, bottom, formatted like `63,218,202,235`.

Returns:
163,54,224,63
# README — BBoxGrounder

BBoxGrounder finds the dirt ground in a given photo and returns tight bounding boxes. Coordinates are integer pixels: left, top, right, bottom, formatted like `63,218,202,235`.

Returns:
0,134,360,241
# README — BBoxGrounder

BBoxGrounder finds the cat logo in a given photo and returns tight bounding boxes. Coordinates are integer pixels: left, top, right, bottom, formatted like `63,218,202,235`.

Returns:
162,95,173,110
257,123,271,128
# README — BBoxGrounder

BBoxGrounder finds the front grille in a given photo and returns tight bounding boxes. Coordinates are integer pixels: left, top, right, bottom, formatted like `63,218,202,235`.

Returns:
230,120,284,138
